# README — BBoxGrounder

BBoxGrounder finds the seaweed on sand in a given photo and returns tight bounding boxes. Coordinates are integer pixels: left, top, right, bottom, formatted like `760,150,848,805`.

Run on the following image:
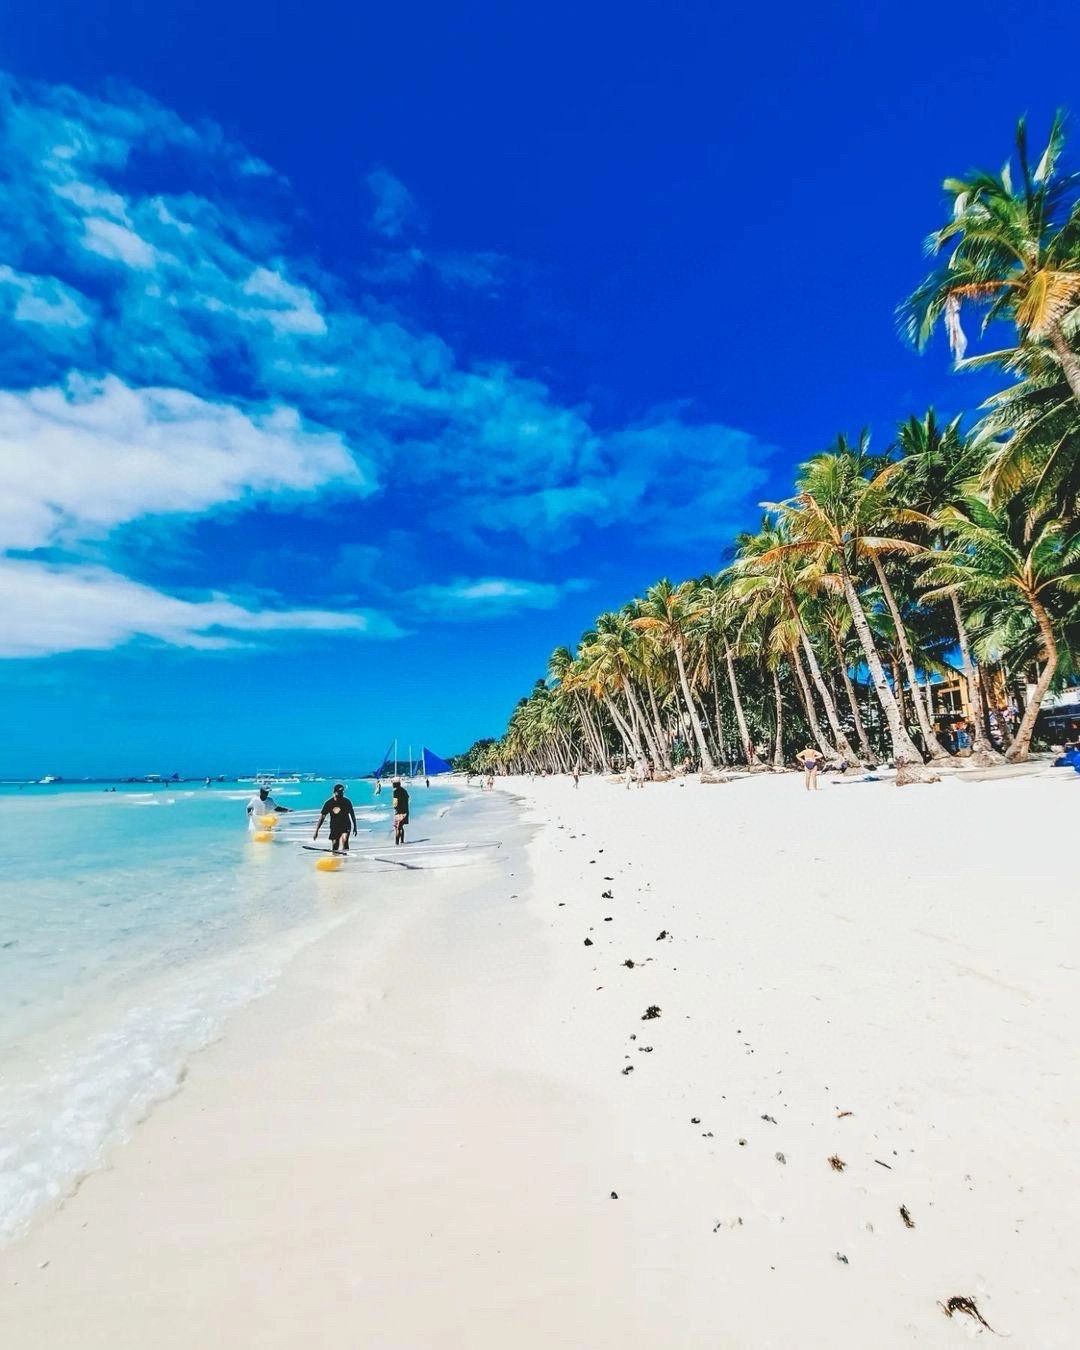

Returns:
940,1296,995,1332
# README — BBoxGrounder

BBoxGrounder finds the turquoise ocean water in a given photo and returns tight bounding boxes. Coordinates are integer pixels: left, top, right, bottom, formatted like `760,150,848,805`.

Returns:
0,778,440,1242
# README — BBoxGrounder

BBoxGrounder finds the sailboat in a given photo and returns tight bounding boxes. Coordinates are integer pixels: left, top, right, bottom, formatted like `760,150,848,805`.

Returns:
374,740,453,781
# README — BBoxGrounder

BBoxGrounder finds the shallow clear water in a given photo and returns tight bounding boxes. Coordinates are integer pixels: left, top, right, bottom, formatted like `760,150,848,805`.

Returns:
0,778,445,1242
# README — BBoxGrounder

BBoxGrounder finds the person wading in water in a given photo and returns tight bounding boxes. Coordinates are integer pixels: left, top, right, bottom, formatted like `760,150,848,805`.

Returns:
391,777,410,846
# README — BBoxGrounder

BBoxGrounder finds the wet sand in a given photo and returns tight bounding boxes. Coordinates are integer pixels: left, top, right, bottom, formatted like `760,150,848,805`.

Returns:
1,772,1077,1347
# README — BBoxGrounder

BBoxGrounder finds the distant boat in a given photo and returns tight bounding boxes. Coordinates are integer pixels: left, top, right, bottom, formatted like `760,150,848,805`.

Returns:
38,774,60,785
422,747,454,778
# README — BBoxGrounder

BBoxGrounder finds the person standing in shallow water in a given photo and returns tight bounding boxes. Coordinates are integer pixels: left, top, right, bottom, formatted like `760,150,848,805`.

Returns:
313,783,358,853
796,747,822,790
391,777,410,845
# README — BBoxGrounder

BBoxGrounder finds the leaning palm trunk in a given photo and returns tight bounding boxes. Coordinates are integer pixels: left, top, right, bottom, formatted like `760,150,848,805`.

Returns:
673,643,715,772
948,593,1003,765
644,674,673,769
1005,600,1058,762
575,692,607,771
709,660,728,763
770,665,785,769
793,620,858,765
825,626,876,763
724,643,757,763
869,556,950,761
626,679,664,768
839,568,927,774
603,694,640,762
622,687,654,763
791,644,834,758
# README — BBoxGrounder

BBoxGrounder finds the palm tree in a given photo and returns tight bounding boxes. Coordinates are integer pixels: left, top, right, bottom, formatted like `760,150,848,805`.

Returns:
699,578,758,763
893,410,1004,763
767,449,930,775
902,112,1080,400
729,524,862,764
922,496,1080,760
633,579,716,772
977,346,1080,525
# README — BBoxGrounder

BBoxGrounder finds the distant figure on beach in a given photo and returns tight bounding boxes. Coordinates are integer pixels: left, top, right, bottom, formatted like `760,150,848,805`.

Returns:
313,784,357,853
246,785,292,825
635,758,648,788
573,766,580,788
374,777,382,796
392,777,410,845
796,748,822,790
485,773,494,792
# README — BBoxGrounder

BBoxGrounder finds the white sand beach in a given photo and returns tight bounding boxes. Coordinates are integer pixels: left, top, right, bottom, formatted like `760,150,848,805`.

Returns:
1,771,1078,1348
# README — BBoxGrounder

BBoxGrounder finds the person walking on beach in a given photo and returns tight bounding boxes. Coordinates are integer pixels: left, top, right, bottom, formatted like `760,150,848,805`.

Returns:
796,747,823,790
246,785,292,828
313,783,358,854
391,777,410,845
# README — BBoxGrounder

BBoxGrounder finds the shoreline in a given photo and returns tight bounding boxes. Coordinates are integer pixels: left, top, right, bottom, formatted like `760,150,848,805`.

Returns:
1,774,1077,1346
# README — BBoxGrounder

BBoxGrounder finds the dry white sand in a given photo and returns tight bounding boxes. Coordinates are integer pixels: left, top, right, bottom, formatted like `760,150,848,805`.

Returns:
1,770,1077,1347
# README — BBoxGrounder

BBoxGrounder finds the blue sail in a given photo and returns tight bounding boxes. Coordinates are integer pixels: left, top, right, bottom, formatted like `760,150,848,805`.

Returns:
422,747,454,776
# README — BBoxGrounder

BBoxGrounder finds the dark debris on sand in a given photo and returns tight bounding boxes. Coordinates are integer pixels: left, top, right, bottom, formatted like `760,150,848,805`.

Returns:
900,1205,915,1229
940,1296,994,1332
827,1155,846,1172
641,1005,662,1020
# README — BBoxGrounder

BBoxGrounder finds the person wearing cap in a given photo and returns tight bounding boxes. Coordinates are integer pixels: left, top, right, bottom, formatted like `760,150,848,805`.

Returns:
314,783,358,854
391,777,410,845
246,784,292,828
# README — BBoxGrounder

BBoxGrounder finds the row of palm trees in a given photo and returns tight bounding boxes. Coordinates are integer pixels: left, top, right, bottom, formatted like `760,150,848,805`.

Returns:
456,115,1080,784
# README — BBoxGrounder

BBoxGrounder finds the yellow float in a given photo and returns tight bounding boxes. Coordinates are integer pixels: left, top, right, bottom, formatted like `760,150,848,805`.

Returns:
258,814,278,827
252,830,273,843
315,855,343,872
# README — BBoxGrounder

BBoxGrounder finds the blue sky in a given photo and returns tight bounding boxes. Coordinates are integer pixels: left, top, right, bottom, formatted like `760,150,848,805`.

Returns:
0,0,1076,777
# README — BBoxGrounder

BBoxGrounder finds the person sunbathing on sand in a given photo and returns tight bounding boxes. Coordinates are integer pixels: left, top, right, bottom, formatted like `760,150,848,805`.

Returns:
796,747,823,790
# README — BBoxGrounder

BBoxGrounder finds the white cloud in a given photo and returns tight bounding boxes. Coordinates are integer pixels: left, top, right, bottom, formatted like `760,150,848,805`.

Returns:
0,559,399,658
0,374,370,551
239,266,327,335
81,216,158,268
0,74,778,663
0,265,91,328
411,576,591,619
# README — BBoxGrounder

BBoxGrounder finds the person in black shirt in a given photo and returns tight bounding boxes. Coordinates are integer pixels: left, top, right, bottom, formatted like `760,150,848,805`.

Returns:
314,783,358,853
391,778,410,845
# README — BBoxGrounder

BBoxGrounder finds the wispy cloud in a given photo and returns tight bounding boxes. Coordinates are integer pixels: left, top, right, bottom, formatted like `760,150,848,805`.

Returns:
367,167,419,240
0,374,369,552
410,576,591,619
0,559,399,658
0,73,775,658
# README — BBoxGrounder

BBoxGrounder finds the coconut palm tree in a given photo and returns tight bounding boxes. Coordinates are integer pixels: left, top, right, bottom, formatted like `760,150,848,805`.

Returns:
892,410,1004,763
767,449,930,775
732,522,865,766
632,579,716,772
976,345,1080,525
922,496,1080,760
901,112,1080,399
